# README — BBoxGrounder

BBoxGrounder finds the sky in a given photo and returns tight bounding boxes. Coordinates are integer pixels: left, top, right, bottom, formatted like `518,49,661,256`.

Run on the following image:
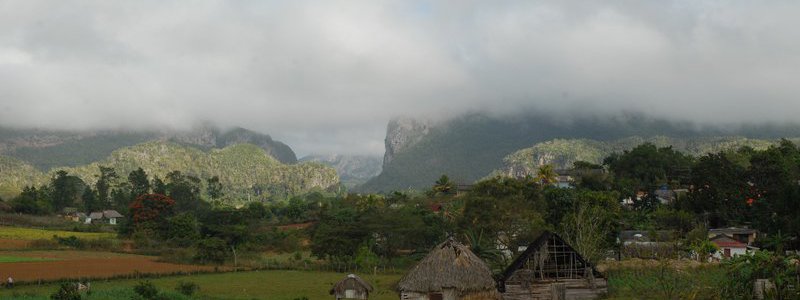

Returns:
1,1,799,156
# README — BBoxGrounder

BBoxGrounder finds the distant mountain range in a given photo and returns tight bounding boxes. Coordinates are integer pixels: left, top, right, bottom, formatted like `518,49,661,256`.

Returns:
358,111,800,192
300,154,382,188
0,125,297,171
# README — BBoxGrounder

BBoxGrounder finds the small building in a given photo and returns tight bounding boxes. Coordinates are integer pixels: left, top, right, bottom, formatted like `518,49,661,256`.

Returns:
498,231,607,300
87,210,124,225
709,227,758,245
397,237,501,300
330,274,373,300
710,234,748,259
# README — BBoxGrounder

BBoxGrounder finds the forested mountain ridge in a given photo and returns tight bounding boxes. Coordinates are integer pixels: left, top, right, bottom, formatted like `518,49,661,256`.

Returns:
0,141,338,202
493,136,799,178
359,112,800,192
0,125,297,171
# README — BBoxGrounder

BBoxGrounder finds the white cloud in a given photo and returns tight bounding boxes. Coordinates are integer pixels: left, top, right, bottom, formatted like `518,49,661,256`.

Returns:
1,0,799,155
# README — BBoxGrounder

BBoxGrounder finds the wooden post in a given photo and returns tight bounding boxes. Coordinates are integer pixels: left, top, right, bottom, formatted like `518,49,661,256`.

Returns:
551,283,566,300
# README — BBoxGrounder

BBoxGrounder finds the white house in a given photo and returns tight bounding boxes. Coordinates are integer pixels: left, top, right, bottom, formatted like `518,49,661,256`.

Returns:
710,235,748,259
87,210,124,225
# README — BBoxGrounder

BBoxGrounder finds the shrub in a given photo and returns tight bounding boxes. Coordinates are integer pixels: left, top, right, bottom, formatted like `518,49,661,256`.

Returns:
28,238,59,249
54,235,85,249
133,281,159,299
50,283,81,300
194,237,227,264
175,281,199,296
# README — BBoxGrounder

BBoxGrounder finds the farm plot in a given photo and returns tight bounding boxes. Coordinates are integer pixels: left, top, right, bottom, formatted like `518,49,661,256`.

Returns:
0,270,404,300
0,250,220,282
0,226,115,240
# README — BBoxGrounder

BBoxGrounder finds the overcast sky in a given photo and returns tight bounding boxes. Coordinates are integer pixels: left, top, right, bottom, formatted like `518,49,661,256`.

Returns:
1,1,799,156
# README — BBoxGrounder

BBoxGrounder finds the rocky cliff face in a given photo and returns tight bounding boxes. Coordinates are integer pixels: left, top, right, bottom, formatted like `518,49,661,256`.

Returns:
383,117,431,168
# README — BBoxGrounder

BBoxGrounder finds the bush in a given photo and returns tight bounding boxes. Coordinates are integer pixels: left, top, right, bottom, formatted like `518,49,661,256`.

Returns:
54,235,85,249
50,283,81,300
175,281,199,296
28,238,59,249
194,237,227,264
133,281,159,299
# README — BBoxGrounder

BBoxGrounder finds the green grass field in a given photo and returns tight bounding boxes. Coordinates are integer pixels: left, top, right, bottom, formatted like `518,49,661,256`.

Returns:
0,255,56,263
0,270,403,300
0,226,115,240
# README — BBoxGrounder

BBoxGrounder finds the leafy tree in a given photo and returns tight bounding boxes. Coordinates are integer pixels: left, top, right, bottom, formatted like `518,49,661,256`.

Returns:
11,186,51,215
50,170,82,211
206,176,224,200
128,168,150,200
683,152,750,227
81,187,102,213
604,143,693,209
311,207,367,260
459,177,546,256
195,237,228,264
151,176,167,195
165,213,200,246
166,171,207,213
95,166,118,207
129,194,176,234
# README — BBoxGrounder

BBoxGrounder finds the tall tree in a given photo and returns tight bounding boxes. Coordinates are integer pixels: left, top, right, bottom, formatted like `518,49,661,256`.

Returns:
152,176,167,195
128,168,150,200
95,166,118,208
206,176,223,200
50,170,82,211
535,164,558,185
82,187,102,213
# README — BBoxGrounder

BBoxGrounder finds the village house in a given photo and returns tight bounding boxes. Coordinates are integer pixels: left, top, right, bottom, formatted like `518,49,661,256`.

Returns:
86,210,124,225
710,234,749,259
397,237,501,300
708,227,758,245
330,274,373,300
497,231,607,300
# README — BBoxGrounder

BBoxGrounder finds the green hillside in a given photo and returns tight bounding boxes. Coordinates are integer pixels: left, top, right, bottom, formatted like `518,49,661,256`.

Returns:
493,136,794,178
0,141,339,202
0,156,46,200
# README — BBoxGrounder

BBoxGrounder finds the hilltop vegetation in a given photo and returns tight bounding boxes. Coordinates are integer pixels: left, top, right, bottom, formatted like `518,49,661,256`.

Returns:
0,125,297,172
495,136,792,178
0,141,339,202
300,154,382,188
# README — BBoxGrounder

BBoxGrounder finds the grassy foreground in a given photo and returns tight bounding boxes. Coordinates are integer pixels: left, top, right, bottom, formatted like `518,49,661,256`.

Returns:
0,270,403,300
0,226,115,240
0,255,56,263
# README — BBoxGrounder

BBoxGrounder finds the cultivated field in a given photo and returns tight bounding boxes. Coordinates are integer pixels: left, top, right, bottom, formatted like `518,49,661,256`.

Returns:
0,250,220,282
0,270,403,300
0,226,115,240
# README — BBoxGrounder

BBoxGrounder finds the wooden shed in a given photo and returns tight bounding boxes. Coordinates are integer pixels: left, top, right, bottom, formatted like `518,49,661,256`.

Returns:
397,237,501,300
330,274,373,300
497,231,607,300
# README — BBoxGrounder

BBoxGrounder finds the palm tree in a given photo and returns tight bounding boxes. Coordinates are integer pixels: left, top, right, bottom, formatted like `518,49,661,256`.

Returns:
535,164,558,185
463,230,502,267
432,174,455,195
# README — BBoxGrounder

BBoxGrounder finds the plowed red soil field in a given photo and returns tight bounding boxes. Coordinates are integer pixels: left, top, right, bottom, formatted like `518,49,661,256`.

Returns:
0,239,29,249
0,250,221,282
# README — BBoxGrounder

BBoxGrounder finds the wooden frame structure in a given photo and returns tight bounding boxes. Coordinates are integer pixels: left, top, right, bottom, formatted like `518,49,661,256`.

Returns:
497,231,607,300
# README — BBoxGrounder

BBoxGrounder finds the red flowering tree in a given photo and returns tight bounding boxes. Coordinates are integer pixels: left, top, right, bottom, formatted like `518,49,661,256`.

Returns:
129,193,175,226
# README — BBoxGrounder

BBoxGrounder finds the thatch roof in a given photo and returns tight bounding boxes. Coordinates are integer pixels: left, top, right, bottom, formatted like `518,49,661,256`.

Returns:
397,237,499,297
330,274,373,295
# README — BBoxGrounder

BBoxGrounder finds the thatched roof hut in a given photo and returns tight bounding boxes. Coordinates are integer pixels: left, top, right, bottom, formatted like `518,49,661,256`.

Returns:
330,274,373,299
397,237,501,300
